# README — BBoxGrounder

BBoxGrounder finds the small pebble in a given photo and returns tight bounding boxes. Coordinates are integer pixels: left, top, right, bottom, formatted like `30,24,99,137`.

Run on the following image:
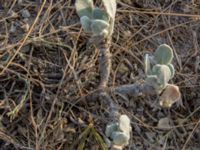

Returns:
21,9,30,18
10,22,16,33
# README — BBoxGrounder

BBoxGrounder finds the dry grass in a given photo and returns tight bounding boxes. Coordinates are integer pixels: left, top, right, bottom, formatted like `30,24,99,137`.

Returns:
0,0,199,149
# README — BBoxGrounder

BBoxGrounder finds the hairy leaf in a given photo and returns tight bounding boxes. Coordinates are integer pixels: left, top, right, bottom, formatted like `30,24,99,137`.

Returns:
154,44,173,64
152,64,171,89
144,54,151,75
146,75,158,87
105,123,118,138
111,132,129,146
80,16,91,32
102,0,117,19
167,64,175,78
91,19,109,35
75,0,94,18
93,8,109,21
119,115,131,138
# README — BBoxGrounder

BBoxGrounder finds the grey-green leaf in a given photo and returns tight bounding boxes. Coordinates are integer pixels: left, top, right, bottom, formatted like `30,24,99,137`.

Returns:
102,0,117,19
93,8,109,21
119,115,131,137
152,64,171,89
167,64,175,78
111,132,129,146
146,75,158,86
91,19,109,35
80,16,91,32
105,123,119,138
144,54,151,75
154,44,173,64
75,0,94,18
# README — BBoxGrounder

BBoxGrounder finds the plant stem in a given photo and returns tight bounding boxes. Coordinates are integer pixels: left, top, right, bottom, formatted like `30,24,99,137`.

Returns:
81,82,155,103
99,92,119,121
113,83,155,97
98,41,111,88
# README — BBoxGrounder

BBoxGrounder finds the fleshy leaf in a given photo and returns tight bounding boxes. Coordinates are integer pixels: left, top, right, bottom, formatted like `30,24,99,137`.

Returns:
75,0,93,18
105,123,119,138
154,44,173,64
167,64,175,78
91,19,109,35
102,0,117,19
80,16,92,32
146,75,158,86
93,8,109,21
111,132,129,146
119,115,131,137
101,29,109,37
152,64,171,89
144,54,151,75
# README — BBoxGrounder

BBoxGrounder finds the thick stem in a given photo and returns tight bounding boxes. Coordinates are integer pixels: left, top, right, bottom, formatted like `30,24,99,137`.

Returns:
81,82,155,103
89,36,111,88
113,82,156,97
99,91,119,121
98,42,111,88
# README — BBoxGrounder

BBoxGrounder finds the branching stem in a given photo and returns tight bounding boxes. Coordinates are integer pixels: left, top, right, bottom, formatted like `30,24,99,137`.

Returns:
81,82,155,103
97,40,111,88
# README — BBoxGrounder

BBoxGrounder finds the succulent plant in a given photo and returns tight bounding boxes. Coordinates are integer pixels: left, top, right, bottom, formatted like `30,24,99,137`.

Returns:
145,44,175,93
152,64,172,89
75,0,94,18
119,115,131,137
93,8,109,21
75,0,116,37
105,115,131,148
102,0,117,19
144,44,181,107
111,132,129,146
91,19,109,36
144,54,151,75
167,63,175,78
154,44,173,65
105,123,119,138
80,16,92,32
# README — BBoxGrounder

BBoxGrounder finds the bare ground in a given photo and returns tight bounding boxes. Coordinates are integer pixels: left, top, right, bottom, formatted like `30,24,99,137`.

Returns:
0,0,200,150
